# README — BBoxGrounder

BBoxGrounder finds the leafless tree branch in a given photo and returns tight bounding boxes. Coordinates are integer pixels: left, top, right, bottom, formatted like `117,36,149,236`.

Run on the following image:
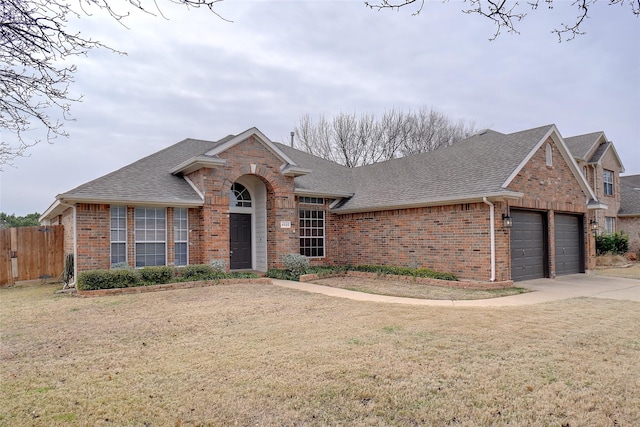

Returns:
0,0,227,168
365,0,639,41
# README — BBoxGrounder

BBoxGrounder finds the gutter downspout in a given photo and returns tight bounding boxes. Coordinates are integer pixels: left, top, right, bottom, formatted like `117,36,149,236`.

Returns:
59,201,77,288
482,197,496,282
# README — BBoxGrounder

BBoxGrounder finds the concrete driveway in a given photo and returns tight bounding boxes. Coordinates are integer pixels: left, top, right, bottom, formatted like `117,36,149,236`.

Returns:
271,274,640,307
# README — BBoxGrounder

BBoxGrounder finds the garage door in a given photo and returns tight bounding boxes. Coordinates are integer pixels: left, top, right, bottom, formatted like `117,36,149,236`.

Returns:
511,210,547,281
554,214,583,276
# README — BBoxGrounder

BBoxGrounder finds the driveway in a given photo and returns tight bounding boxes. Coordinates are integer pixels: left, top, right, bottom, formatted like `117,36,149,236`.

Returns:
271,274,640,307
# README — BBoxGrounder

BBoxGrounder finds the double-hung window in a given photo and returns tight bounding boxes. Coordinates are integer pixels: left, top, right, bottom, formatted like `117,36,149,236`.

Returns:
604,217,615,235
135,207,166,267
603,169,614,196
174,208,188,266
110,206,127,266
299,199,325,257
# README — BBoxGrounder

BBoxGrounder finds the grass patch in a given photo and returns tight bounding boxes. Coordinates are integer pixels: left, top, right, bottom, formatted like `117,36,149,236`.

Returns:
316,277,529,300
595,263,640,280
1,282,638,426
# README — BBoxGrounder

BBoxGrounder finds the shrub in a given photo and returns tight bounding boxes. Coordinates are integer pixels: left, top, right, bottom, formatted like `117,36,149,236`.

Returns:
265,268,297,281
139,266,175,284
282,253,310,278
596,232,629,255
180,264,226,281
77,269,140,290
210,259,226,272
349,265,457,281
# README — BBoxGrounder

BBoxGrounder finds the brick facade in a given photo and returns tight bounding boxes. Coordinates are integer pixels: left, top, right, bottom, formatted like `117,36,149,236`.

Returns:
619,217,640,253
505,137,595,274
66,133,601,281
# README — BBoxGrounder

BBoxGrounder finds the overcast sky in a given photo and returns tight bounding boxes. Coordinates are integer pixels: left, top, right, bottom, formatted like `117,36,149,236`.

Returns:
1,0,639,216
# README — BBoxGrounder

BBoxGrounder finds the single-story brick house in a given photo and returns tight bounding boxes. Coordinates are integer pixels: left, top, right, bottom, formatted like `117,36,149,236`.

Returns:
619,175,640,252
42,124,609,282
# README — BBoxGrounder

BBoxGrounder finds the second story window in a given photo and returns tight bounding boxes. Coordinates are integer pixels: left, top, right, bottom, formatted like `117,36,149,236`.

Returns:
603,169,614,196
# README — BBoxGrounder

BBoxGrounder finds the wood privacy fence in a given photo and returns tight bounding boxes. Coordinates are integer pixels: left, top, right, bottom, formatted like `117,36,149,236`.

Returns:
0,225,64,286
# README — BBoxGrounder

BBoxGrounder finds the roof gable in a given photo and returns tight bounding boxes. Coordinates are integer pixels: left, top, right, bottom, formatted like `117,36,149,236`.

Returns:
502,125,596,201
564,131,605,160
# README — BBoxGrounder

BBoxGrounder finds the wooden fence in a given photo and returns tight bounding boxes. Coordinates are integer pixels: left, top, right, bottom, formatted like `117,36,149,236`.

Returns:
0,225,64,286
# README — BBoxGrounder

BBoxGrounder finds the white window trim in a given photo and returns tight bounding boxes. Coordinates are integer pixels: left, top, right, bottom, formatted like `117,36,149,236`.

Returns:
134,207,167,268
174,207,189,266
110,205,127,266
299,208,326,258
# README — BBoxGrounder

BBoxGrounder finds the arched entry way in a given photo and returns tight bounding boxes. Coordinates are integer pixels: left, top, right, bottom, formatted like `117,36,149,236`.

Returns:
228,176,268,271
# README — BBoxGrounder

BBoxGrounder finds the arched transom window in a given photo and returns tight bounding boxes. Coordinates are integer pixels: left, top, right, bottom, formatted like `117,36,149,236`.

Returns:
230,182,252,208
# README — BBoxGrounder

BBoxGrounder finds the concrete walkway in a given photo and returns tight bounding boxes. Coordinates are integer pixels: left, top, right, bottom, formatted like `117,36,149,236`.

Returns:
270,274,640,307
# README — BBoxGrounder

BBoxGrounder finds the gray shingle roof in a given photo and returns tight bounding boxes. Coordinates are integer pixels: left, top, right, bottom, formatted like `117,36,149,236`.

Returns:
58,138,224,205
620,175,640,216
325,125,554,212
564,132,602,160
587,141,611,163
53,124,578,214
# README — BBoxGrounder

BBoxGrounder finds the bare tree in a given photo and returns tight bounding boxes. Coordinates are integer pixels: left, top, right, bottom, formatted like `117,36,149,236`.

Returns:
0,0,225,168
294,108,476,167
365,0,640,42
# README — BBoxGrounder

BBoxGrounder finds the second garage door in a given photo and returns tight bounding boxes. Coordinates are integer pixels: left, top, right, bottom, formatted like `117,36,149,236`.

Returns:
554,214,583,276
510,210,547,281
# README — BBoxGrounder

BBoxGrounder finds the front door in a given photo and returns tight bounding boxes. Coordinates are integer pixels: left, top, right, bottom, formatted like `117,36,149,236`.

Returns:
230,213,252,269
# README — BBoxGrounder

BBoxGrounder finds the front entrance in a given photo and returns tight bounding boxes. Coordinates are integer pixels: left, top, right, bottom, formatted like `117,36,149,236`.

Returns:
230,213,252,269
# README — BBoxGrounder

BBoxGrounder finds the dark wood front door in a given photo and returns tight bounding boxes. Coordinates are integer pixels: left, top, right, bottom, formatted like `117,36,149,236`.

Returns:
230,213,252,270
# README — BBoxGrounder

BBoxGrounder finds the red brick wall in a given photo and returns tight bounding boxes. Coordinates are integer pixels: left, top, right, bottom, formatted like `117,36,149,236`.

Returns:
506,137,595,274
325,203,498,281
619,217,640,253
76,203,110,272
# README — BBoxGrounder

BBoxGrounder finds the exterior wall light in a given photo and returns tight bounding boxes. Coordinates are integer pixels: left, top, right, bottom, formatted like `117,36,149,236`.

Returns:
590,219,598,233
502,214,513,228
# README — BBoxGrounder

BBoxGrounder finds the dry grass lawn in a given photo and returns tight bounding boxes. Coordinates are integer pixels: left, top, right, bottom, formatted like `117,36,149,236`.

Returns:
312,277,528,300
1,282,639,426
595,263,640,280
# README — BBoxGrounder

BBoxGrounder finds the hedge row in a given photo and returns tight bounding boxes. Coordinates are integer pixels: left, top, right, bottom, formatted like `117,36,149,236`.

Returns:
77,265,259,291
266,264,457,282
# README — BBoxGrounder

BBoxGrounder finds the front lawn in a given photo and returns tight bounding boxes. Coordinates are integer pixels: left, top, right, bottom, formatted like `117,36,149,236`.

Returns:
1,282,638,426
313,276,528,300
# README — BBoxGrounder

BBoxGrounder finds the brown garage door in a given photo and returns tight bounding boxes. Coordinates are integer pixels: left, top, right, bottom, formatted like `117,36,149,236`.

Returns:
554,214,584,276
511,210,547,281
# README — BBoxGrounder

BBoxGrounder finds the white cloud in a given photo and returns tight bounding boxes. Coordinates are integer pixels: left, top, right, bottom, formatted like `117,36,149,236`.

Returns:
1,0,638,215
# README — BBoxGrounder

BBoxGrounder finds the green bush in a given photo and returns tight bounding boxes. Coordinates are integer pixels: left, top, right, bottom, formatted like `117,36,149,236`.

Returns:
139,266,175,284
596,232,629,255
350,265,457,281
77,269,141,290
180,264,226,281
265,268,297,281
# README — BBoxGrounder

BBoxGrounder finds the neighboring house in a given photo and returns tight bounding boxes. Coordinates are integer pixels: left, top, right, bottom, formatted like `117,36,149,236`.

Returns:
42,124,606,282
619,175,640,252
564,132,625,235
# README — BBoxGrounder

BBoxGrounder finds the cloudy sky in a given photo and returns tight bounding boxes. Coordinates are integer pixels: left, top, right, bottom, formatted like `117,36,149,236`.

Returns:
1,0,639,215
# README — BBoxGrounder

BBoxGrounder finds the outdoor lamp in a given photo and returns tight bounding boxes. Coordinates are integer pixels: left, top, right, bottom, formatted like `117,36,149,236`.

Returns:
502,213,513,228
590,219,598,233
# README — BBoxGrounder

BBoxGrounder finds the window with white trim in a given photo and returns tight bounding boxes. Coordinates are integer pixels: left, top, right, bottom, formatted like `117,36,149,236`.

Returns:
110,206,127,266
603,169,614,196
135,207,166,267
299,196,324,205
605,217,615,234
174,208,188,266
299,209,325,257
230,183,252,207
